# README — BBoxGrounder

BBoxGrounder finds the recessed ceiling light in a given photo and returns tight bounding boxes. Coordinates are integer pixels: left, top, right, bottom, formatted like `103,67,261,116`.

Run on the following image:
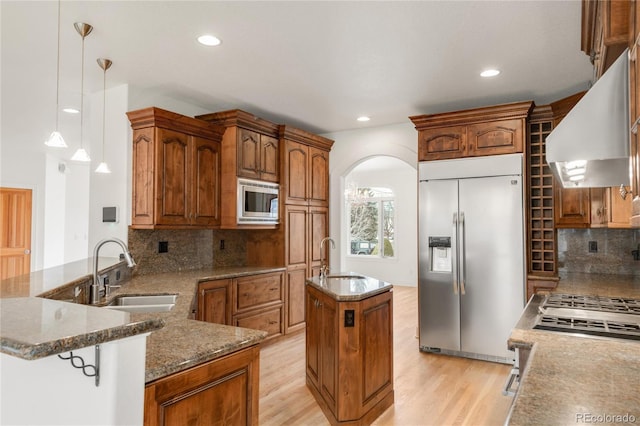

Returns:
480,69,500,78
357,116,370,122
63,107,80,114
197,35,221,46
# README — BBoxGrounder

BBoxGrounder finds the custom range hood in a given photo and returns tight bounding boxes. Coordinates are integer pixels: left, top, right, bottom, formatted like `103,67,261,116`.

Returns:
546,49,630,188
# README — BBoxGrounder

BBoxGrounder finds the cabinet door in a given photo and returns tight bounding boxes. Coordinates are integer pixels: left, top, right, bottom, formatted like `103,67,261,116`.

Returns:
233,305,284,340
590,188,607,227
417,126,466,160
305,288,321,389
554,186,590,228
608,186,632,228
132,128,155,226
318,292,337,410
283,140,309,204
191,136,221,226
286,268,307,333
308,146,330,206
156,128,190,225
260,135,279,183
237,128,261,179
285,205,308,267
467,119,523,157
197,279,232,325
144,346,259,426
309,206,329,273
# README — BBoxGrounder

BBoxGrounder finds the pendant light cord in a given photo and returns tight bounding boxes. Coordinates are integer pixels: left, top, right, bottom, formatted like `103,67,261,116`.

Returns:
79,33,85,150
102,67,106,161
55,0,61,131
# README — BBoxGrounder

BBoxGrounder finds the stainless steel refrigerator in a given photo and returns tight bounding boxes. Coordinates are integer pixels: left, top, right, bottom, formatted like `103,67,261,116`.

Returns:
418,154,525,363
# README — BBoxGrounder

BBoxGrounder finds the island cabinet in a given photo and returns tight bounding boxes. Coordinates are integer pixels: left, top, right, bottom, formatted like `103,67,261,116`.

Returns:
144,345,260,426
197,271,285,342
195,109,280,229
127,107,225,229
409,101,534,161
305,285,394,425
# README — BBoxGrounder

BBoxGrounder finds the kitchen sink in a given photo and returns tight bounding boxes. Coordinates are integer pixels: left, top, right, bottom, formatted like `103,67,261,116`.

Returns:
103,294,177,313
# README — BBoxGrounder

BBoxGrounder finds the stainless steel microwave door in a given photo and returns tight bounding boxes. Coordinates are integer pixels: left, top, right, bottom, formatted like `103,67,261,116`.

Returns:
419,178,460,353
458,175,524,359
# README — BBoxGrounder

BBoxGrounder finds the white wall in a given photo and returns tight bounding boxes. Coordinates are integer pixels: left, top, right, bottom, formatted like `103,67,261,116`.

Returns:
322,122,418,287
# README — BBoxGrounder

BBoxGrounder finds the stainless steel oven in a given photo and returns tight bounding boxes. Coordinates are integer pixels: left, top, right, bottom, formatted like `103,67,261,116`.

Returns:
237,178,279,224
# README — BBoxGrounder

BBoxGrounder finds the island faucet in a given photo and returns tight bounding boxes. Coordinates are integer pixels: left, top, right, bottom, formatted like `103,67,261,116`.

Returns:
91,238,136,304
319,237,335,279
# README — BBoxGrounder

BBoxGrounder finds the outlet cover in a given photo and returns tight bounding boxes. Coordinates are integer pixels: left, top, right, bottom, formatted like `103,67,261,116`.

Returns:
159,241,169,253
589,241,598,253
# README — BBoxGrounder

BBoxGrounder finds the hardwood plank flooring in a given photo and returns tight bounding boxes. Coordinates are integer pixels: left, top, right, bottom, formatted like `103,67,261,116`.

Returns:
259,285,513,425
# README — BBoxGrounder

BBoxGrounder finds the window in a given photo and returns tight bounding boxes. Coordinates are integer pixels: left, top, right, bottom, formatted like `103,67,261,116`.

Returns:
346,186,395,258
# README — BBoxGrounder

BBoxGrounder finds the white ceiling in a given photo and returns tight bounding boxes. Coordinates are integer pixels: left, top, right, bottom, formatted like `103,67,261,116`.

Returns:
2,0,593,152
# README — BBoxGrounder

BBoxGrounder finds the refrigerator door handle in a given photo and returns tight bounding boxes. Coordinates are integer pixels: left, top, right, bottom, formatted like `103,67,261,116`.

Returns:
452,212,458,295
459,211,466,295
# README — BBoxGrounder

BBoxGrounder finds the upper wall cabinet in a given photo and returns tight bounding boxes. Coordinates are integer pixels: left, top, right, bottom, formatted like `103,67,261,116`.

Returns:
582,0,630,79
280,126,334,207
127,107,224,229
410,101,534,161
196,110,280,229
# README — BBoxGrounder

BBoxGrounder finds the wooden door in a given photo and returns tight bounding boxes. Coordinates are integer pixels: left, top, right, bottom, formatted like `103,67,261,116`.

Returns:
285,205,308,267
156,128,190,225
131,128,155,226
191,136,221,227
286,268,307,333
197,279,232,324
608,186,632,228
305,288,321,389
467,119,523,157
308,146,330,206
554,186,590,228
417,126,467,161
237,128,261,179
318,291,337,412
0,187,32,280
259,135,279,182
309,206,328,274
283,140,308,205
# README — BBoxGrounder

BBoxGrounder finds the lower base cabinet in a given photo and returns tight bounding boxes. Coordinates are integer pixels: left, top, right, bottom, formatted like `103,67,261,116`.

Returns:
305,286,394,425
144,345,260,426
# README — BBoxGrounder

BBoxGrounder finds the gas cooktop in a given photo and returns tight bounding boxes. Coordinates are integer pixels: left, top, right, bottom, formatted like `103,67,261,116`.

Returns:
533,293,640,341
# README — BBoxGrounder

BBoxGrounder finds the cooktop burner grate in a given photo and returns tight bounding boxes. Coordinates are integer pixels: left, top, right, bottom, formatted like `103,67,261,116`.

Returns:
534,314,640,341
543,293,640,315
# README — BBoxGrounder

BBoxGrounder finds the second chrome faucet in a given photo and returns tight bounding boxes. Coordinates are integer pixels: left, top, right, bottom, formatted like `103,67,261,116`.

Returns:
319,237,335,279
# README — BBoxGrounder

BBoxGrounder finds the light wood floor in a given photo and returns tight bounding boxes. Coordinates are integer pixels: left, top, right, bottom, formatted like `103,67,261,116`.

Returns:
259,285,513,426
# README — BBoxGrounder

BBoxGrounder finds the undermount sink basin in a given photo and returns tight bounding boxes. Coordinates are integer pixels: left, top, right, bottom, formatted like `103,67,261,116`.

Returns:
325,274,367,280
104,294,177,313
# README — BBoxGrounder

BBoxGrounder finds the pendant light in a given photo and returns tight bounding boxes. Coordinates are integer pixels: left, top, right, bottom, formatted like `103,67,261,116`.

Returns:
70,22,93,162
44,0,66,148
95,58,112,174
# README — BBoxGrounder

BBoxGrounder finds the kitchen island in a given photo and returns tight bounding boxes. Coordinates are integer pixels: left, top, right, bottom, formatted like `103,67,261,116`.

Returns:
1,262,283,425
507,272,640,425
305,273,394,425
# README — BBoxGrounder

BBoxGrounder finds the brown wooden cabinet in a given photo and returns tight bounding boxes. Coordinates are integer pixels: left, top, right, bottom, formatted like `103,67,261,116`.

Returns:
607,185,633,227
197,271,285,342
196,109,281,229
127,107,224,229
144,345,260,426
306,285,394,425
410,102,533,161
554,187,591,228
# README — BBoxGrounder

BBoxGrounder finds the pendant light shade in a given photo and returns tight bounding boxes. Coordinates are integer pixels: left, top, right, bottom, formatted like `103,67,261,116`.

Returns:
45,0,67,148
71,22,93,162
95,58,112,174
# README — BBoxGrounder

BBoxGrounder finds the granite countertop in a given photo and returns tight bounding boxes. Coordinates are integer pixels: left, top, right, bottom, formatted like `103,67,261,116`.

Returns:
1,262,284,384
306,272,393,301
105,266,283,383
507,272,640,425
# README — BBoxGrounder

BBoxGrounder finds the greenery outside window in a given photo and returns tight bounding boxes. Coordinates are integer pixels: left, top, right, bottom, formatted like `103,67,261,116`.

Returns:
346,186,395,258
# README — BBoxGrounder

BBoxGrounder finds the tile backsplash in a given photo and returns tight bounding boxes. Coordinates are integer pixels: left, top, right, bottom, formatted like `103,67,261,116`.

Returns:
557,228,640,276
128,229,247,275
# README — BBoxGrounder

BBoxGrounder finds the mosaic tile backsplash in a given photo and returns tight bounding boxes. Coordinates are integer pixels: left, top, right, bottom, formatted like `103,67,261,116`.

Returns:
128,229,247,275
557,228,640,276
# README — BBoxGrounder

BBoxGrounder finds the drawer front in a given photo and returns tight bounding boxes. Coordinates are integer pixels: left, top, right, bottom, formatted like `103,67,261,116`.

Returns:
233,306,283,338
234,273,284,313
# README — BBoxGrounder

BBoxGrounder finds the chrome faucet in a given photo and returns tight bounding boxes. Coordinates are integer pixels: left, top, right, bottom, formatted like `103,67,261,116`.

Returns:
91,238,136,304
319,237,335,279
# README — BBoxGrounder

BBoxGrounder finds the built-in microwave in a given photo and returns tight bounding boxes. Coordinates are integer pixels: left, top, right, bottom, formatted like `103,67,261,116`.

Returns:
237,178,279,225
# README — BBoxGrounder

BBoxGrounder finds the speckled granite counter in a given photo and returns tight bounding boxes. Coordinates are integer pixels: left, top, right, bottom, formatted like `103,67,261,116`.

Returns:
106,266,282,382
306,272,392,301
507,272,640,425
0,297,164,359
1,263,284,384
